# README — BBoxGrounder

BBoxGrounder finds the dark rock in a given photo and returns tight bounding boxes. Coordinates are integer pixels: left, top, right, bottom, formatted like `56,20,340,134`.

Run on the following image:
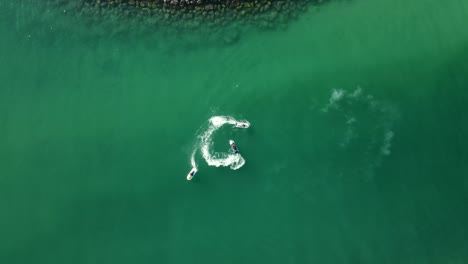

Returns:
72,0,331,44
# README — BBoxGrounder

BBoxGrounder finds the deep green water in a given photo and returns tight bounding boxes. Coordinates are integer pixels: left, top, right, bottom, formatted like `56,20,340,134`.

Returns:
1,0,468,263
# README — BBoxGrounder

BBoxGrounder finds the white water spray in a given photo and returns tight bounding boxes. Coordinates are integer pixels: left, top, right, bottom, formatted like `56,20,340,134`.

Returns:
187,115,250,180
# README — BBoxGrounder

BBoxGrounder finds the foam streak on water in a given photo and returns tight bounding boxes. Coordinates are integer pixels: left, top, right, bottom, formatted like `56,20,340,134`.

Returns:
190,149,197,169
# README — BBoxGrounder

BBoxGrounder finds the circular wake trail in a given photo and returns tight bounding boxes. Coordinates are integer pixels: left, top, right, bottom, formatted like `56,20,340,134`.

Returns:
200,116,246,170
189,116,249,177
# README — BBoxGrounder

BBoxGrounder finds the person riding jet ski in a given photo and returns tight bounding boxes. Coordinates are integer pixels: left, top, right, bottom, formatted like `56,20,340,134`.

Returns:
229,140,239,154
234,121,250,128
187,167,197,181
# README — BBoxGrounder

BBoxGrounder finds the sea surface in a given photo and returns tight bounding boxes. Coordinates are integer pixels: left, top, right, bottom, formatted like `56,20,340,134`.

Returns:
1,0,468,263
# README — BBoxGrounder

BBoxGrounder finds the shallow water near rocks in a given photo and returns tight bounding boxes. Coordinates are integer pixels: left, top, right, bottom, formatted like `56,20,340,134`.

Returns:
1,0,468,263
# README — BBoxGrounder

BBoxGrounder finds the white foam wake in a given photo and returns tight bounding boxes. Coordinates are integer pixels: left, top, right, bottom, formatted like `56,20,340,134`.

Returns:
189,115,249,177
200,116,246,170
190,148,197,169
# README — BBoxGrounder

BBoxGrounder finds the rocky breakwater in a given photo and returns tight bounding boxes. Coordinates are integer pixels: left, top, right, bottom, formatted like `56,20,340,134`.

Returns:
76,0,330,44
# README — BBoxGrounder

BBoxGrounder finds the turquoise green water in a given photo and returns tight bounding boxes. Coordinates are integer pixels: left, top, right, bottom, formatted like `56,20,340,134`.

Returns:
1,0,468,263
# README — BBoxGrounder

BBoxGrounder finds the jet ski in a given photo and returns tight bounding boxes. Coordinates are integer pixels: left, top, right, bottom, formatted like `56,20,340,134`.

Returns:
229,140,239,154
186,167,197,181
234,121,250,128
